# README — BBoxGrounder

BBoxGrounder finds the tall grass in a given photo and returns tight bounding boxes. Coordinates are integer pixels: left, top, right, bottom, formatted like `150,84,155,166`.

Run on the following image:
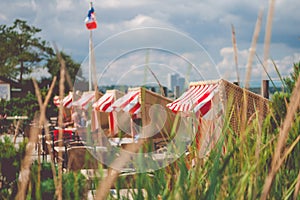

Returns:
6,1,300,199
99,84,299,200
95,2,300,200
10,44,300,200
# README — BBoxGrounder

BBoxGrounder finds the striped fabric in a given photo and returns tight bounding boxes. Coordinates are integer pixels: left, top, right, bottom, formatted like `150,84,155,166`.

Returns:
111,90,141,114
92,92,115,112
167,82,223,157
53,96,60,106
166,83,219,116
62,92,73,108
92,91,117,135
53,92,73,108
72,91,95,110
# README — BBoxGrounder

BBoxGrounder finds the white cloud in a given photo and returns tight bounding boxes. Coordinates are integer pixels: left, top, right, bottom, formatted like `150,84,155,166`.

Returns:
55,0,74,11
217,45,300,85
218,47,248,70
102,14,173,36
271,53,300,77
98,0,151,9
117,15,168,30
1,0,299,86
27,68,51,80
31,0,37,10
0,13,7,21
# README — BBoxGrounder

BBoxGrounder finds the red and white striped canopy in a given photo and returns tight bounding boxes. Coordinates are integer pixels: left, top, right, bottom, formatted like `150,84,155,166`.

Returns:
72,91,95,110
110,90,140,114
53,92,73,108
62,92,73,108
167,83,219,116
92,92,115,112
53,96,60,107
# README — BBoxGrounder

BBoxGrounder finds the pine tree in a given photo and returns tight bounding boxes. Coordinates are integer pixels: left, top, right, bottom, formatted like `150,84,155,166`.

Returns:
0,19,53,82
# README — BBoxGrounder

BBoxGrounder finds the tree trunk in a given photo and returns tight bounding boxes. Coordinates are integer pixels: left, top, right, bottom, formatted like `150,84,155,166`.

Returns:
19,60,23,83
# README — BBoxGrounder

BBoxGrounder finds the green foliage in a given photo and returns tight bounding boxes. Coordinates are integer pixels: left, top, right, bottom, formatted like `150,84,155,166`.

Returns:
40,179,55,200
107,62,300,200
46,51,81,83
0,136,28,199
29,161,54,200
0,19,54,82
62,172,88,200
0,18,299,198
0,136,27,170
0,87,57,126
284,61,300,93
29,161,88,200
0,136,18,159
270,91,289,126
108,109,298,200
2,92,38,119
0,26,16,78
44,51,82,93
270,61,300,126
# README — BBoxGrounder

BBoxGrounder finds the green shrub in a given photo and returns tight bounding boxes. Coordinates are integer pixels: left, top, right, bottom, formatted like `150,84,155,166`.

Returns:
29,161,88,200
0,136,27,199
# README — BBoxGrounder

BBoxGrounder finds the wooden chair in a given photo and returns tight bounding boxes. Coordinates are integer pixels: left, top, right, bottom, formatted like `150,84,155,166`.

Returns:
66,146,100,171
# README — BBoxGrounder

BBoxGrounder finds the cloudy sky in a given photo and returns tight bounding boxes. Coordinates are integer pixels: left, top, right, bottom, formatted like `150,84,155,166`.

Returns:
1,0,300,87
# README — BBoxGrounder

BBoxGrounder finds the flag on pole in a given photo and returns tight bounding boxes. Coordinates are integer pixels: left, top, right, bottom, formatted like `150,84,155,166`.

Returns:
85,2,97,30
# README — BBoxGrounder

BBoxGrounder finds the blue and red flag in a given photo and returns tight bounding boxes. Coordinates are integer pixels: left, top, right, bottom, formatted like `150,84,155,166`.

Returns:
85,3,97,30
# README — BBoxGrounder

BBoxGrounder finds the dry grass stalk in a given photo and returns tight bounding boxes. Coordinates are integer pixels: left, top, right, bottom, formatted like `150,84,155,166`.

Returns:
231,24,240,85
260,72,300,200
15,76,57,199
262,0,276,84
13,119,21,144
15,116,39,199
95,138,147,200
241,10,263,136
255,102,264,197
53,44,66,200
245,10,263,89
33,77,58,192
65,70,73,91
293,170,300,200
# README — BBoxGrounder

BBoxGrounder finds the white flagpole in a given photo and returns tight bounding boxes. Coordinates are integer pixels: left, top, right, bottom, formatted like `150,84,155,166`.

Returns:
89,30,92,91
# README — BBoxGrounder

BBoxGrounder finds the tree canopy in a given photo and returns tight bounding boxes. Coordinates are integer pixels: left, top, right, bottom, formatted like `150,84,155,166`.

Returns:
45,51,82,92
0,19,54,83
0,18,84,92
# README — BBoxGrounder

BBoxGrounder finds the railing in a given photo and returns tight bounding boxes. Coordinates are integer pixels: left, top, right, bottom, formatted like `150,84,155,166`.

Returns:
0,115,28,136
6,116,28,120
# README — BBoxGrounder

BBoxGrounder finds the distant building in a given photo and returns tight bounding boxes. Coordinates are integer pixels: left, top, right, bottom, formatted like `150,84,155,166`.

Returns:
0,76,40,100
167,73,186,94
0,81,10,100
177,76,186,93
167,73,178,91
0,76,22,101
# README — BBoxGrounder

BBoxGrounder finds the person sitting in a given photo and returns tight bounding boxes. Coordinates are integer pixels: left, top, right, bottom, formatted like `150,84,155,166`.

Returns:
80,111,87,127
71,111,81,128
63,115,74,128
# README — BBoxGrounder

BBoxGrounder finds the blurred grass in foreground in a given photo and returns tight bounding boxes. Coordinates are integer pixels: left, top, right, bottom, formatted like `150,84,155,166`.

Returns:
106,62,300,200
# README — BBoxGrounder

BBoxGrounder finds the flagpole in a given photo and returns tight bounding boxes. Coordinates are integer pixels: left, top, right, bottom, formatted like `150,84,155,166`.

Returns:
89,30,92,91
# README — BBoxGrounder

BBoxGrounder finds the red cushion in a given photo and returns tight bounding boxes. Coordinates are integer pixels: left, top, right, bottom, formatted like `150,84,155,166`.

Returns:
53,129,73,141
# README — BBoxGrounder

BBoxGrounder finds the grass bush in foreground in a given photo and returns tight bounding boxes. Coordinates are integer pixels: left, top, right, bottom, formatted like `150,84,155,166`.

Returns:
29,161,88,200
107,108,299,200
106,63,300,199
